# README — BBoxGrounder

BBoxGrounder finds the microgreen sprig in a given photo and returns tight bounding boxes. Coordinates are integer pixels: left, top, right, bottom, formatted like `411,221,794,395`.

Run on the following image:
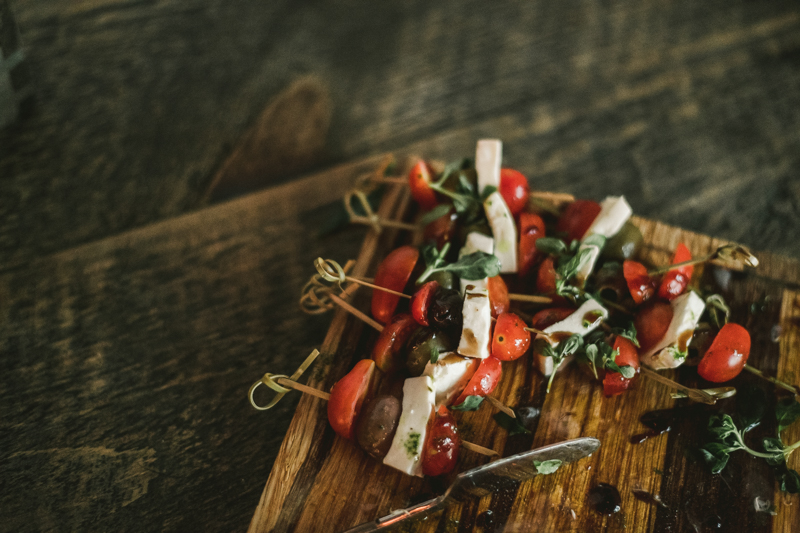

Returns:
416,243,501,284
541,334,584,393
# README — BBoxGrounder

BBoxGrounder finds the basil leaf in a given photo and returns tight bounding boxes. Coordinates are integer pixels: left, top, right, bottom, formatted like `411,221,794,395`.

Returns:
612,322,640,348
780,469,800,493
445,251,501,280
452,395,484,411
480,185,498,201
776,398,800,436
763,437,787,465
493,412,531,436
419,204,453,226
534,459,562,475
535,237,567,256
617,365,636,379
700,445,730,474
560,334,584,357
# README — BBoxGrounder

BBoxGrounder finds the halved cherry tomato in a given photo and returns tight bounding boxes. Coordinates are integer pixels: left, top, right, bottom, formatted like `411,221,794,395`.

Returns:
487,275,510,318
603,336,640,396
328,359,376,441
492,313,531,361
697,323,751,383
634,301,673,353
408,160,438,211
530,307,574,331
518,212,546,278
657,243,694,301
536,256,558,295
499,168,530,216
372,246,419,324
557,200,602,242
453,357,502,406
422,405,461,477
411,281,439,326
371,313,419,374
623,260,656,305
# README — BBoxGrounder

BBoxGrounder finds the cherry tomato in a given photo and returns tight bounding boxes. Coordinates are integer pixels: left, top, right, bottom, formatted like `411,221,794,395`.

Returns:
492,313,531,361
530,307,574,331
603,336,640,396
371,313,419,374
408,160,438,211
499,168,530,216
536,256,558,295
328,359,376,441
697,323,751,383
411,281,439,326
487,275,510,318
518,212,546,277
422,405,461,477
657,243,694,301
372,246,419,324
623,260,656,305
453,357,502,406
557,200,602,242
634,301,673,353
423,207,457,249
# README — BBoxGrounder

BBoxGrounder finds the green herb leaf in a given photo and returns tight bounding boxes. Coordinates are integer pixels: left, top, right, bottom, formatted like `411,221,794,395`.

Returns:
452,395,485,411
535,237,568,256
667,345,688,361
612,322,640,348
534,459,563,475
493,411,531,436
419,204,453,226
584,344,599,380
430,345,440,364
480,185,498,201
776,398,800,435
447,252,501,280
779,469,800,493
700,444,731,474
763,437,787,465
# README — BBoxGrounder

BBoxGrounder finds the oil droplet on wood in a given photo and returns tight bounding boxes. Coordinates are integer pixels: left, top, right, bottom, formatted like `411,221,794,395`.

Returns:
588,483,621,515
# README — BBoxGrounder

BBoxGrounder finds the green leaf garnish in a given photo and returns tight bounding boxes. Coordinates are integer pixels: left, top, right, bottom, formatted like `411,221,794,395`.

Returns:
452,395,484,411
430,345,440,364
535,237,568,256
542,333,584,393
480,185,498,201
611,322,640,348
417,248,501,284
419,203,453,226
776,398,800,435
534,459,562,475
493,411,531,435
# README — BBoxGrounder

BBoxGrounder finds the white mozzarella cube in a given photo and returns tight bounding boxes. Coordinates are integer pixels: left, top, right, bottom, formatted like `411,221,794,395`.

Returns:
383,376,436,477
574,242,602,286
582,196,633,240
457,285,492,359
534,299,608,376
483,191,518,274
641,291,705,369
475,139,502,193
459,232,494,295
423,353,480,406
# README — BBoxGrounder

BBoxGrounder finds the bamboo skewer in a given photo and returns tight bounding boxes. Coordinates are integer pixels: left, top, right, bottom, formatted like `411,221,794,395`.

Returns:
639,366,733,405
485,396,517,419
508,293,553,304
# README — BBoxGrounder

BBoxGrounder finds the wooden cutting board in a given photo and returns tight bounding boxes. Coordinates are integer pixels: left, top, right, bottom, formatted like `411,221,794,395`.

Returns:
248,161,800,533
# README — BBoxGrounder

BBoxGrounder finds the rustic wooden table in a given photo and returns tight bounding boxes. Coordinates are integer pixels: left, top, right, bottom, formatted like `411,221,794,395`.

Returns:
2,1,800,532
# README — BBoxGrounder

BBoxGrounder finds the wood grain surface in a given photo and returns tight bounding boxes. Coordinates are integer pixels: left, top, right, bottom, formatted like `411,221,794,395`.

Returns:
249,177,800,533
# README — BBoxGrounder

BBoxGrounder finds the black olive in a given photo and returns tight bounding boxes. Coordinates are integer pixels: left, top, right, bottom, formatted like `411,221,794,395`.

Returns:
429,287,463,331
355,395,401,460
405,328,454,375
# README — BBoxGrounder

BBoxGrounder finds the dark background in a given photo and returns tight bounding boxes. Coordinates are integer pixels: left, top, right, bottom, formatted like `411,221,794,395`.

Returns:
1,1,799,531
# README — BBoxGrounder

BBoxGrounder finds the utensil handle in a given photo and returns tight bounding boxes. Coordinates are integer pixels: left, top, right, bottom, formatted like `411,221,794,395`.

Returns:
342,495,446,532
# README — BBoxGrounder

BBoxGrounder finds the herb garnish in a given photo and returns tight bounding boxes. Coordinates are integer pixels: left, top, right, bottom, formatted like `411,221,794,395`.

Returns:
705,294,731,329
611,322,640,348
416,243,501,284
425,159,489,223
581,340,635,380
541,333,584,393
701,398,800,493
430,345,440,364
534,459,563,475
535,235,606,298
452,395,484,411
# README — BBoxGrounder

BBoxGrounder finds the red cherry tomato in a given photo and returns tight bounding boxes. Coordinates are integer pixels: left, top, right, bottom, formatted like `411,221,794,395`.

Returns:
634,301,674,353
453,357,502,406
492,313,531,361
371,313,420,374
421,405,461,477
518,212,546,277
411,281,439,326
499,168,530,216
530,308,574,331
657,243,694,301
603,336,640,396
408,160,438,211
423,208,457,249
536,256,558,295
328,359,376,441
487,275,510,318
623,260,656,305
372,246,419,324
557,200,602,242
697,323,751,383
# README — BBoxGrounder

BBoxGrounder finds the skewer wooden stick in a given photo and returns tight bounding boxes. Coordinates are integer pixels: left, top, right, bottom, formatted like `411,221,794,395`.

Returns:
316,258,411,299
640,366,720,405
530,191,575,204
329,292,384,332
485,396,517,419
743,365,800,396
508,293,553,304
461,441,500,458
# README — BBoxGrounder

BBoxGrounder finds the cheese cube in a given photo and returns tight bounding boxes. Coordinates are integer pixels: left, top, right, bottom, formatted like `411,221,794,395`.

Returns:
534,298,608,376
457,285,492,359
383,376,436,477
475,139,502,193
483,191,518,273
641,291,705,369
423,352,480,406
582,196,633,240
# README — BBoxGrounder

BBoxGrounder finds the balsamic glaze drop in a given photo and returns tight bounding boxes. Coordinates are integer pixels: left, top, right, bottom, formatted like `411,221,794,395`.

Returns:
630,408,678,444
588,483,622,515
